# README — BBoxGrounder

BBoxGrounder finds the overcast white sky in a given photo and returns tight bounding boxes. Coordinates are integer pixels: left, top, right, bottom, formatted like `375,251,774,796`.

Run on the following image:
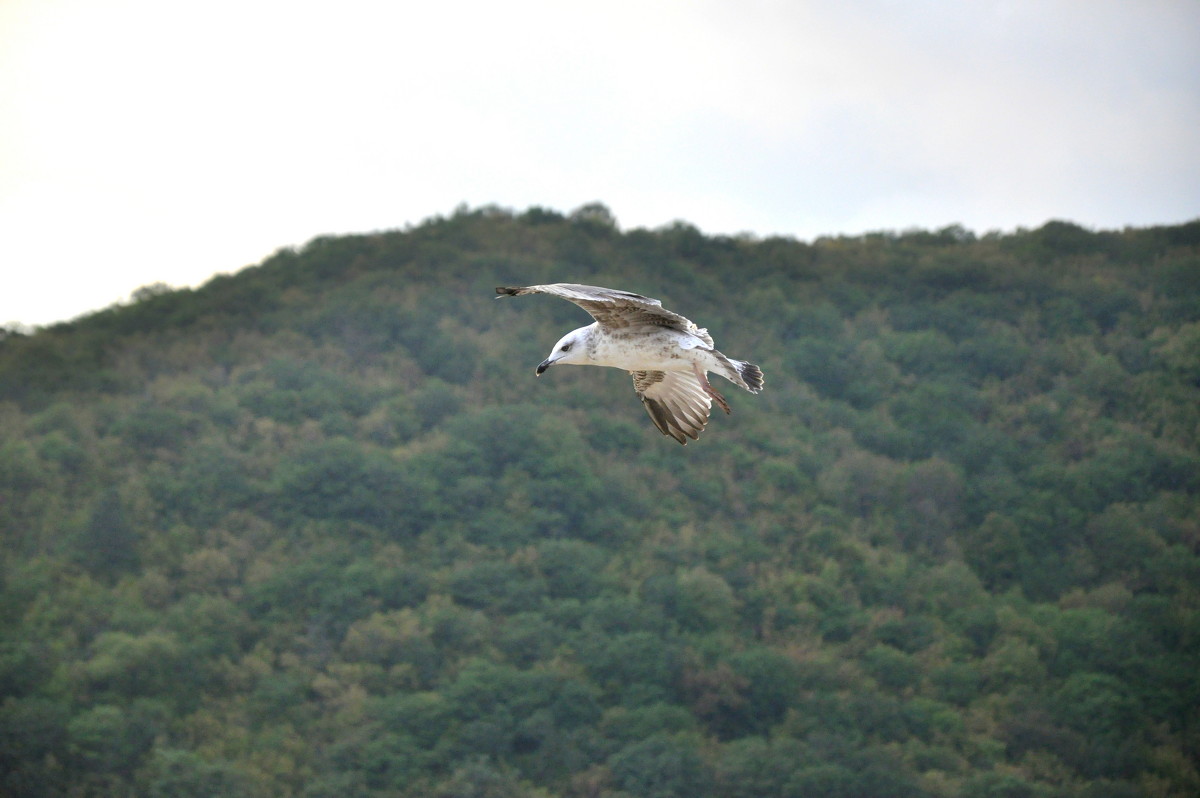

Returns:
2,0,1198,327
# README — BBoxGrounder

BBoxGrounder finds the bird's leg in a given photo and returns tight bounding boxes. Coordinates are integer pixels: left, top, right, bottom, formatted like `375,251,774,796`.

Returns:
693,363,732,414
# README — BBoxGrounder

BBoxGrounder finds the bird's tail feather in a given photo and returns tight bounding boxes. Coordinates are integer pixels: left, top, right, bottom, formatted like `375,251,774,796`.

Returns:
733,360,764,393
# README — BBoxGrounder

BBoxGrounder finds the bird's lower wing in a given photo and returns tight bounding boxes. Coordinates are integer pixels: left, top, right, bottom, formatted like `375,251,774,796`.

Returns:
631,370,712,444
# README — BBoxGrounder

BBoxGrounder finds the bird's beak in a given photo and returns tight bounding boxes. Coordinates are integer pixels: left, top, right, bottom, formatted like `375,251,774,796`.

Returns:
536,359,551,376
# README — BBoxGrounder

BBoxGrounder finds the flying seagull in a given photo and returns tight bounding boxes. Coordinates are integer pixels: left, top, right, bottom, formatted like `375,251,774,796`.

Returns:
496,283,764,444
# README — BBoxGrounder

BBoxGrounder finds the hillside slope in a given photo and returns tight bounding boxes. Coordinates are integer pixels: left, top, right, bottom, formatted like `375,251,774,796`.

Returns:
1,206,1198,797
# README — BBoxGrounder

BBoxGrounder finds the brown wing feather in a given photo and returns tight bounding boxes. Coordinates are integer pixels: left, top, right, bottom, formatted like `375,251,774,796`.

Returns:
497,283,710,342
631,370,714,444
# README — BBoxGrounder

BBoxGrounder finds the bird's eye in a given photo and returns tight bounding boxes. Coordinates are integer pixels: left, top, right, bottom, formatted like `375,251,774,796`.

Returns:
561,344,571,352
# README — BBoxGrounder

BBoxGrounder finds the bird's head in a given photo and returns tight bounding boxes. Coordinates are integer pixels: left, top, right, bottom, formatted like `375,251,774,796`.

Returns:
536,327,589,375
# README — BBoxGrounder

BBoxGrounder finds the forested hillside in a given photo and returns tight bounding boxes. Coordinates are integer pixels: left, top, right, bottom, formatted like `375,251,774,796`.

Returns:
1,205,1198,797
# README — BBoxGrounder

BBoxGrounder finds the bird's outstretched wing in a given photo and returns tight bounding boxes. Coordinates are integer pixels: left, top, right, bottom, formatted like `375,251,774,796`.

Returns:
631,370,728,444
496,283,712,343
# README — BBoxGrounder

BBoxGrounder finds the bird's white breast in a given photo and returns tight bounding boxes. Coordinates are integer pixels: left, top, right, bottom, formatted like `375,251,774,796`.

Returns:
588,328,702,371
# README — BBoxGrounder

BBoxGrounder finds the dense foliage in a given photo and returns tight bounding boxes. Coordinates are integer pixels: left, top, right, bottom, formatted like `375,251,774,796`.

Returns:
1,205,1198,797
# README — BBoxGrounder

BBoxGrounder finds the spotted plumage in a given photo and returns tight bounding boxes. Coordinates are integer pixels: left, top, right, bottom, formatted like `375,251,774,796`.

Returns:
496,283,764,444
